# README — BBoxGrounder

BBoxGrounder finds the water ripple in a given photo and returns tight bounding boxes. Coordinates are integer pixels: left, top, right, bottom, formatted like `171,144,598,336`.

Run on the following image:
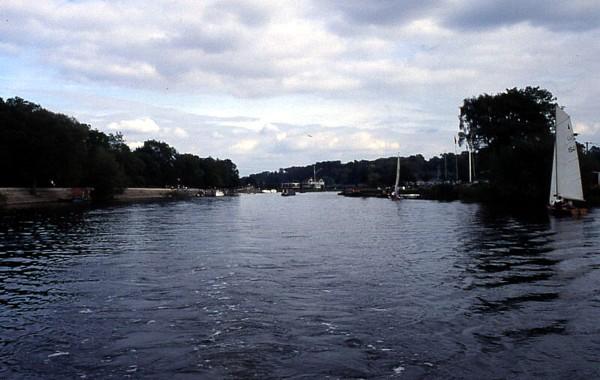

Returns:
1,194,599,378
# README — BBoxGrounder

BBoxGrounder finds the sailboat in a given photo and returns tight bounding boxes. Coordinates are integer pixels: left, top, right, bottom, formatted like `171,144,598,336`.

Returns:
390,154,401,200
548,106,586,215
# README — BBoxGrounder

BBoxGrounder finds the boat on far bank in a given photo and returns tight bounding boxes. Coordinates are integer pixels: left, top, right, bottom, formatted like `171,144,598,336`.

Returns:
548,106,587,216
281,188,296,196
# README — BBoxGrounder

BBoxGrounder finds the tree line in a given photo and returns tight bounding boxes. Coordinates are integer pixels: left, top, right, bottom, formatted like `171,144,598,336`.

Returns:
0,97,239,200
243,152,474,189
459,86,600,204
245,87,600,206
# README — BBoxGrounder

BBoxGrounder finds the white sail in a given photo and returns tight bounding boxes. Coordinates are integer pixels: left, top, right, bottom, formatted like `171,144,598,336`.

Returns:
549,107,584,204
394,155,400,195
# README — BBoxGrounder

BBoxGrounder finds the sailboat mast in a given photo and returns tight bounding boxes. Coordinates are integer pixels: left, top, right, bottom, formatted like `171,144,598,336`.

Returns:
554,136,558,198
394,155,400,190
468,141,473,183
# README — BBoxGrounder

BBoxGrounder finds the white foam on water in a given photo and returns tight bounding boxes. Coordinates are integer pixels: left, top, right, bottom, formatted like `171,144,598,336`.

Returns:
393,366,405,374
48,351,70,358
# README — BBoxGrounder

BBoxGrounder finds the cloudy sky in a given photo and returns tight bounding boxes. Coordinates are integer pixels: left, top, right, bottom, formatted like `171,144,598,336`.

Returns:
1,1,599,175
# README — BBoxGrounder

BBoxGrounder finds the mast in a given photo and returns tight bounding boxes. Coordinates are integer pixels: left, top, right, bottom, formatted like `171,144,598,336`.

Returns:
394,154,400,194
454,136,459,181
554,133,558,198
467,144,473,183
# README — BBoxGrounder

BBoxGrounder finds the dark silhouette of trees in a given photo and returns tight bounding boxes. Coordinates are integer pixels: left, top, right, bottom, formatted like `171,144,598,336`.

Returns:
134,140,178,187
459,87,557,203
0,97,90,188
0,97,239,200
242,153,467,189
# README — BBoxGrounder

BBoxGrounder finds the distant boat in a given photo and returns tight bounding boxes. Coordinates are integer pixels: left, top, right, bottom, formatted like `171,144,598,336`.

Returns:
390,154,401,200
215,190,225,197
281,188,296,196
548,106,586,216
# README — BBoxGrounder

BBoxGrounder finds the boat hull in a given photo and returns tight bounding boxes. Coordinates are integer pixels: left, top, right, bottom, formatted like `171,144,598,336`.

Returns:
548,204,588,217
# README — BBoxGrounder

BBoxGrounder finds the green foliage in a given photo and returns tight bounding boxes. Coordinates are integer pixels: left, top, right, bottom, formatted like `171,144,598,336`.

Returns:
458,87,557,204
580,146,600,205
87,147,127,201
0,97,89,187
0,97,240,200
134,140,178,187
242,153,468,188
459,87,556,150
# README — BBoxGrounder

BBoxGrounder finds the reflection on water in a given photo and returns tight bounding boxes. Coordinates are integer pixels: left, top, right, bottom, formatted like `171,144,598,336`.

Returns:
1,194,599,379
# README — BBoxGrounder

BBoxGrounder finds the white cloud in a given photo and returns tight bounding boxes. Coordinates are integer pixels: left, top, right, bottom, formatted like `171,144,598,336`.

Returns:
126,140,145,150
231,139,259,153
108,117,160,133
575,122,600,136
173,127,189,138
349,132,400,151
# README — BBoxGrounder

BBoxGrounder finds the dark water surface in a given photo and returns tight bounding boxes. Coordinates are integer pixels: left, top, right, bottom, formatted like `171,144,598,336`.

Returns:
1,193,599,379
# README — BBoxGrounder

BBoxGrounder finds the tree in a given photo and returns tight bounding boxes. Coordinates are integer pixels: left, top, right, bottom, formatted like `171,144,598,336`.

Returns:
87,147,126,200
175,153,205,187
0,97,241,199
458,87,557,203
134,140,178,187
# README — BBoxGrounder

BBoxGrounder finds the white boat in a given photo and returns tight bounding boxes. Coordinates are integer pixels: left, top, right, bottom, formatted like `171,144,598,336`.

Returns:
215,190,225,197
548,106,586,215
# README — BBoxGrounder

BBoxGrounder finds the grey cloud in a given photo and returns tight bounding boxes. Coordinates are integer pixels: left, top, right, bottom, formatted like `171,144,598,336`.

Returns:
317,0,441,26
170,30,242,54
210,0,272,27
442,0,600,31
315,0,600,33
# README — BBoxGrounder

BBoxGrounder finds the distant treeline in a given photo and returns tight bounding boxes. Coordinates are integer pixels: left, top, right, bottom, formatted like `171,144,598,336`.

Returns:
0,97,239,200
245,87,600,206
243,153,473,188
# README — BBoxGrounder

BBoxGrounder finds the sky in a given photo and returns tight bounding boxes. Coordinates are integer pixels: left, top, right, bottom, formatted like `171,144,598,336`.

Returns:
1,1,599,176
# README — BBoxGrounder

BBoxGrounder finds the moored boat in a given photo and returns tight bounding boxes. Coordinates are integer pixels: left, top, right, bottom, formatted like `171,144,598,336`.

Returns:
548,106,587,216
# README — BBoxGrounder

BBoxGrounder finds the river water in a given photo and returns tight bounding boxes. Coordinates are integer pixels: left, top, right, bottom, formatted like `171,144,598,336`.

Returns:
1,193,599,379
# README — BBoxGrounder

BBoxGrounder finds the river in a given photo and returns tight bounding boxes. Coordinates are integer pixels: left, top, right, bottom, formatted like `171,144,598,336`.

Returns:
1,193,599,379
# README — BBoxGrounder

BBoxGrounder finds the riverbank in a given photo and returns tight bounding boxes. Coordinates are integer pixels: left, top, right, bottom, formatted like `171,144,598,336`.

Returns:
0,187,92,208
0,187,231,209
338,182,600,207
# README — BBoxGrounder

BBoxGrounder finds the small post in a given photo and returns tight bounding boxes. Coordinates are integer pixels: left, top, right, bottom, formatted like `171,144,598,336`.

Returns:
454,136,459,182
467,139,473,184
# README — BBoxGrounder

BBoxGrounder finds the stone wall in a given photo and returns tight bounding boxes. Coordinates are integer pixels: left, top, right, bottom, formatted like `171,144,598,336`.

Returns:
0,187,90,207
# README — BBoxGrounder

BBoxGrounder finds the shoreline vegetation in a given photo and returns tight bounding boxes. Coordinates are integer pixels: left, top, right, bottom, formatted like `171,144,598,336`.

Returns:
2,87,600,211
0,97,240,208
0,187,234,209
244,87,600,208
